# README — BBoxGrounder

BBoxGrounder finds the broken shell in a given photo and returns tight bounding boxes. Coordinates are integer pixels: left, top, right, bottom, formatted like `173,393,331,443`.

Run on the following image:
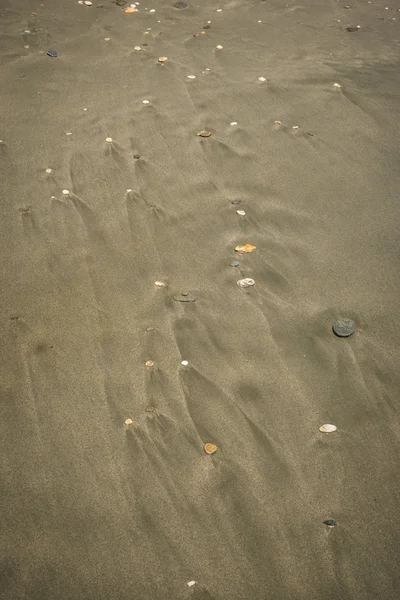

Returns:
125,418,133,425
237,278,255,288
204,443,217,455
197,131,212,137
258,76,266,82
154,281,165,287
236,210,246,216
319,424,337,433
145,360,154,367
158,56,168,62
105,137,113,143
235,243,256,253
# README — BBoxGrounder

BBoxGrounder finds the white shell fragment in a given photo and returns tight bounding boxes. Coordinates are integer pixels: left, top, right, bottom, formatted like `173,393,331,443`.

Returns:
230,121,238,126
187,581,196,587
319,424,337,433
45,168,52,174
187,75,196,79
258,77,266,82
181,360,189,366
236,209,246,216
142,99,150,104
105,137,113,143
134,46,142,51
62,189,70,195
154,281,165,287
216,45,223,50
237,278,255,288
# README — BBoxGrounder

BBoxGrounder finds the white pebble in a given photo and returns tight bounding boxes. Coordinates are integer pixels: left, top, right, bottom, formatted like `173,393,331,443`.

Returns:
187,581,196,587
217,8,222,11
207,21,211,23
216,44,223,50
319,424,337,433
142,99,150,104
24,30,30,33
230,121,238,126
106,137,113,143
150,8,156,12
83,107,87,111
237,278,255,288
126,189,132,193
187,75,196,79
333,82,341,88
154,281,165,287
78,1,84,4
181,360,189,366
45,168,52,174
258,20,262,23
62,189,70,195
258,77,266,82
236,209,246,216
292,125,299,129
205,68,211,71
66,132,72,135
84,0,92,5
134,46,142,51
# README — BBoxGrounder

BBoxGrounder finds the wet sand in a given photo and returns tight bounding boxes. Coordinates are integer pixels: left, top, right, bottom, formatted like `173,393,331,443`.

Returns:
1,1,400,598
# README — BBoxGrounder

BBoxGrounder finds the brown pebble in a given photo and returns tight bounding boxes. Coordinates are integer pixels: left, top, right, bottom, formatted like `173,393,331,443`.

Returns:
204,443,217,455
197,131,212,137
145,407,155,412
125,418,133,425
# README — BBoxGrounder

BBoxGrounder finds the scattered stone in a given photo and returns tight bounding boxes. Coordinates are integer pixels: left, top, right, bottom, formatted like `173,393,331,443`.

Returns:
181,360,189,366
154,281,165,287
62,189,70,195
333,82,342,88
187,75,196,79
173,293,197,302
333,318,356,338
84,0,93,4
134,45,142,50
47,49,58,57
149,8,156,13
173,1,187,7
133,154,140,159
230,260,239,267
237,278,255,288
145,360,154,367
258,76,266,82
125,418,133,425
346,25,360,31
197,131,212,137
105,137,113,143
204,443,217,455
142,99,150,104
45,168,52,174
158,56,168,62
187,581,196,587
145,406,155,412
319,424,337,433
236,210,246,216
235,244,256,253
203,25,211,29
324,519,337,529
292,125,299,129
216,44,223,50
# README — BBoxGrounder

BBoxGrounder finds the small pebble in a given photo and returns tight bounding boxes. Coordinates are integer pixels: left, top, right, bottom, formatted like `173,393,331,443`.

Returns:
235,243,256,253
230,121,238,126
187,75,196,79
333,82,342,88
237,278,255,288
158,56,168,62
126,189,132,193
142,99,150,104
145,406,155,412
274,120,281,124
134,46,142,51
236,209,246,216
150,9,156,13
217,8,222,12
319,424,337,433
104,37,111,41
47,49,58,57
346,25,360,31
66,132,72,136
187,581,196,587
133,154,140,159
154,281,165,287
258,76,266,82
45,168,52,174
62,189,70,195
216,44,223,50
197,131,212,137
230,260,239,267
333,318,356,338
145,360,154,367
293,125,299,129
324,519,337,529
78,1,84,4
105,137,113,143
125,418,133,425
204,443,217,455
181,360,189,366
84,0,92,4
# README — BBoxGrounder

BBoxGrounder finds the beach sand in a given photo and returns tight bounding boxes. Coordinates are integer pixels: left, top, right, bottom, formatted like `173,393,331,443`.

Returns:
1,0,400,598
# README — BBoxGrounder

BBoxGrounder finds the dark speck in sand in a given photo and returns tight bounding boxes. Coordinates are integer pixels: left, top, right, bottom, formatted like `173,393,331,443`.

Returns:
203,25,211,29
47,49,58,57
173,1,188,8
231,199,242,205
346,26,359,32
173,293,197,302
133,154,140,159
324,519,337,528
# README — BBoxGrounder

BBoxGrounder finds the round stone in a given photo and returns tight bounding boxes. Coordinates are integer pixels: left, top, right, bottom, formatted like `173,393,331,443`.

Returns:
333,318,356,338
158,56,168,62
62,189,70,195
258,76,266,82
204,443,217,455
145,360,154,367
181,360,189,366
319,424,337,433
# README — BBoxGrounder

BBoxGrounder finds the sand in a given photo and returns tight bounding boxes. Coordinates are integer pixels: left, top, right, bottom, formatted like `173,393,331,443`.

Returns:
1,0,400,598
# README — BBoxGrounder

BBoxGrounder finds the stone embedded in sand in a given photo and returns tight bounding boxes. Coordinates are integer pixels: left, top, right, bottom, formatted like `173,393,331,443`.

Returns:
125,418,133,425
62,189,70,195
187,75,196,79
346,25,360,31
145,406,155,412
333,318,356,338
133,154,140,159
216,44,223,50
173,1,188,8
235,244,256,253
204,443,217,455
231,260,239,267
197,131,212,137
158,56,168,62
187,581,196,587
319,424,337,433
105,137,113,143
145,360,154,367
236,210,246,216
258,76,266,82
47,49,58,57
237,278,255,288
181,360,189,366
324,519,337,528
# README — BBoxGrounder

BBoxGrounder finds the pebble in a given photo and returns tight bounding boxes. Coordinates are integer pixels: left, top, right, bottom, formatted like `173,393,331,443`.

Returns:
216,44,223,50
197,131,212,137
230,121,238,126
145,360,154,367
235,243,256,253
231,199,242,205
154,281,165,287
258,76,266,82
237,278,255,288
125,418,133,425
236,210,246,216
230,260,239,267
104,37,111,41
319,424,337,433
84,0,92,4
62,189,70,195
145,406,155,412
66,132,72,135
149,8,156,12
173,1,188,8
346,26,360,31
292,125,299,129
134,46,142,51
324,519,337,528
45,168,52,174
142,99,150,104
333,318,356,338
133,154,140,159
187,581,196,588
47,49,58,57
204,443,217,455
158,56,168,62
187,75,196,79
105,137,113,143
181,360,189,366
333,82,342,88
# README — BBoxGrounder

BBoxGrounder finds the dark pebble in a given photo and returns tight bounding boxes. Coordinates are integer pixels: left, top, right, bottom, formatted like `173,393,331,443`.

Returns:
173,1,188,8
173,294,197,302
231,261,239,267
231,199,242,205
133,154,140,159
333,318,356,338
203,25,211,29
116,0,126,5
323,519,337,527
346,26,359,32
143,43,148,46
47,49,58,57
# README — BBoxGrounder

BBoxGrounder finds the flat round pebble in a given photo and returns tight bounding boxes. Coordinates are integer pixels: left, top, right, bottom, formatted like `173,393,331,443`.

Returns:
62,189,70,195
145,360,154,367
324,519,337,528
333,318,356,338
125,418,133,425
204,443,217,455
197,131,212,137
105,137,113,143
231,260,239,267
158,56,168,62
181,360,189,366
47,49,58,57
236,210,246,216
319,424,337,433
258,76,266,82
237,278,255,288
